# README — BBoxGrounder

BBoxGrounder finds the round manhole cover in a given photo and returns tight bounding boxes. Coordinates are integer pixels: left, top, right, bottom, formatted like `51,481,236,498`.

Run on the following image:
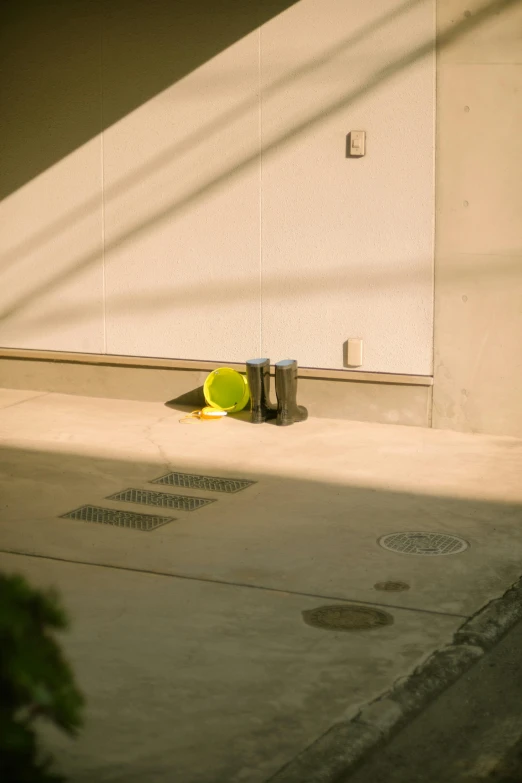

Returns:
378,532,469,556
302,604,393,631
374,580,410,592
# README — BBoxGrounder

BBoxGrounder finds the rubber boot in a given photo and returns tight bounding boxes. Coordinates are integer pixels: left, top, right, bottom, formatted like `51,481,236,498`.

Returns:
246,358,277,424
275,360,308,426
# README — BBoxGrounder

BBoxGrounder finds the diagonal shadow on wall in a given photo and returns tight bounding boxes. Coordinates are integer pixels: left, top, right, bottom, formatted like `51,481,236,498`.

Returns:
0,0,426,273
0,0,299,200
1,0,520,332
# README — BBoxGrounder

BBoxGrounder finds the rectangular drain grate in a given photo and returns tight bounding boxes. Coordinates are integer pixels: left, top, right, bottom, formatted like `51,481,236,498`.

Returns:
106,488,215,512
61,505,175,531
151,471,256,494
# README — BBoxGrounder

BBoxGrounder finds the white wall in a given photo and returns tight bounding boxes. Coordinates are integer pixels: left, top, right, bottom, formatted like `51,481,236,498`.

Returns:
0,0,435,374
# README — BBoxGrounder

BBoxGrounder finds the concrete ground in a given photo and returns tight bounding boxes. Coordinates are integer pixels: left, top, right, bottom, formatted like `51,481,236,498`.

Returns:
1,388,522,782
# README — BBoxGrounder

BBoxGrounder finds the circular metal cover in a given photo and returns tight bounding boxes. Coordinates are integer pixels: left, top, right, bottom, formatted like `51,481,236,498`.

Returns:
378,531,469,556
302,604,393,631
374,580,410,592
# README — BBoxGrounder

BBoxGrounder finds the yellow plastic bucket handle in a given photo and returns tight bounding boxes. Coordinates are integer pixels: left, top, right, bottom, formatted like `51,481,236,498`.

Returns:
179,407,228,423
200,407,227,419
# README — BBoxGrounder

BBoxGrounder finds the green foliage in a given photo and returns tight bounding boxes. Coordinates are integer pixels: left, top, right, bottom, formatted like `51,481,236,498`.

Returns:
0,572,84,782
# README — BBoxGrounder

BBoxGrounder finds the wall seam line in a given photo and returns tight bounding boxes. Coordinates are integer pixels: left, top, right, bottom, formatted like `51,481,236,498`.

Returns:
100,8,107,354
258,22,263,356
430,0,437,428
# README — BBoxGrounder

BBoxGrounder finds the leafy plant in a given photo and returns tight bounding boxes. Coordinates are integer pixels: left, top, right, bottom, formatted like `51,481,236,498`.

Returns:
0,572,84,782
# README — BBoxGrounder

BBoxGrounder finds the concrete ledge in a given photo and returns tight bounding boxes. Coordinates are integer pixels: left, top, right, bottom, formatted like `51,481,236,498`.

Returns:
0,350,432,427
268,575,522,783
0,348,433,385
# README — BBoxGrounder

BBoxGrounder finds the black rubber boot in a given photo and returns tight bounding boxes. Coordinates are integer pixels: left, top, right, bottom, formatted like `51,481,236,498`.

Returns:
275,360,308,426
246,358,277,424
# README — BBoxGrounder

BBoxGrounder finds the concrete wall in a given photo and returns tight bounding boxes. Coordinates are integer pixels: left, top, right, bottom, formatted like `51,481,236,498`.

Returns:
0,0,435,375
433,0,522,437
0,353,432,427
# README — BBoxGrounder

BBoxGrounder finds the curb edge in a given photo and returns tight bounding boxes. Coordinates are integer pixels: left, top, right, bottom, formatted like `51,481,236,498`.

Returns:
267,575,522,783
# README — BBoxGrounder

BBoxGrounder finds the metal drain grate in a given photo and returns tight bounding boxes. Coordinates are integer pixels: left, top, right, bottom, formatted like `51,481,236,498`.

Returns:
61,505,175,531
151,471,256,494
378,531,469,556
303,604,393,631
106,488,215,512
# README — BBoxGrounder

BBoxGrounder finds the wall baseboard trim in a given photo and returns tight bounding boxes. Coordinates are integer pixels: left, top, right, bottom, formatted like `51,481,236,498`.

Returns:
0,348,433,387
0,350,431,428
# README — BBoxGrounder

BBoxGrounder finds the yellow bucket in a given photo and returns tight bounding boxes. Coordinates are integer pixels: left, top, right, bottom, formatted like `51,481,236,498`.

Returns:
203,367,250,413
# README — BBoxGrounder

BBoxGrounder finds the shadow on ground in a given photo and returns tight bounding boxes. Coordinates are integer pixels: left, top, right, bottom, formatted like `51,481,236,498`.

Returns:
1,441,522,782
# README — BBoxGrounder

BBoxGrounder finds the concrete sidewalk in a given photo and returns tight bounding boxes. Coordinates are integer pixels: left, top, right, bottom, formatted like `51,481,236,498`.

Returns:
1,388,522,782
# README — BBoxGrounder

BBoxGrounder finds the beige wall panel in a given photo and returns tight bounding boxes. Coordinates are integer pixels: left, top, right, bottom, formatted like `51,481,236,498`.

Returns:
0,2,104,353
0,0,437,383
434,253,522,437
102,7,261,362
434,38,522,436
437,65,522,257
260,0,436,373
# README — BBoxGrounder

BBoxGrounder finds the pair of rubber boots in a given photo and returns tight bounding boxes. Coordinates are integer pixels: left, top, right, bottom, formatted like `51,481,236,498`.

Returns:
246,359,308,426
